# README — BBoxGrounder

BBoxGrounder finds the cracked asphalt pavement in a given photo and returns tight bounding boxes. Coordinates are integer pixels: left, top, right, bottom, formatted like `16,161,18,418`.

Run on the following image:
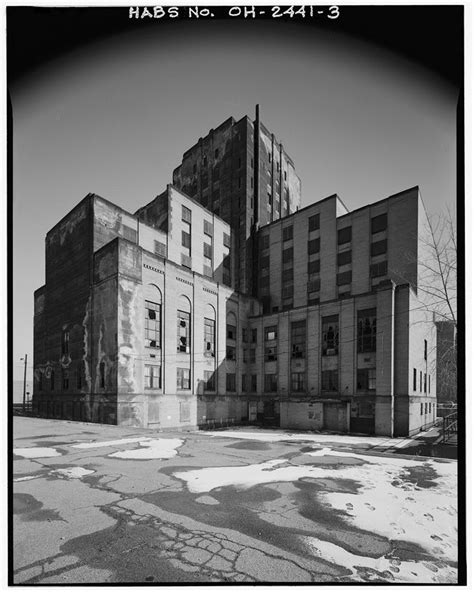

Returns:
12,417,458,584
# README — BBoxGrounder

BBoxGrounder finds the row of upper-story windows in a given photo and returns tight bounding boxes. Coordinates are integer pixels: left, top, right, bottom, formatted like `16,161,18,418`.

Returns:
413,367,431,394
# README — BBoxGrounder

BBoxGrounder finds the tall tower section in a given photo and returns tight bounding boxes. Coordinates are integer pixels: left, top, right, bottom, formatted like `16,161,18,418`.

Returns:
172,106,301,294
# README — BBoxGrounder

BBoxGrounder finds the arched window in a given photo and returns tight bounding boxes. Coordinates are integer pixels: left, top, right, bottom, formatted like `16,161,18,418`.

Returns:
177,295,192,353
145,284,162,349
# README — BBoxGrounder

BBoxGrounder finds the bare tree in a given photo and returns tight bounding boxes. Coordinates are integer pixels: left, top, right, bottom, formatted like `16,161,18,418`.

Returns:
418,209,457,402
418,209,457,328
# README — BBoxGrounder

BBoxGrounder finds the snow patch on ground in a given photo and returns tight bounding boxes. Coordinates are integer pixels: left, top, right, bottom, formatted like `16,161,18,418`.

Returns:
305,449,457,563
202,429,402,447
174,448,457,566
14,475,40,482
304,536,456,583
71,437,152,449
108,438,183,459
14,447,62,458
52,467,95,479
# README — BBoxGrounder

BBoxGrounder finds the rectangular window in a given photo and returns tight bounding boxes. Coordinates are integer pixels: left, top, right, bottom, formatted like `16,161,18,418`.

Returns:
420,370,422,392
424,339,428,360
282,247,293,263
413,368,417,391
251,328,257,343
250,374,257,392
204,318,215,357
321,370,338,391
226,373,236,391
177,311,191,353
264,374,278,392
370,261,388,277
337,250,352,266
249,348,256,363
264,345,277,362
145,301,161,348
204,370,215,391
307,279,321,293
420,403,423,415
61,330,69,356
282,268,293,283
242,328,248,342
282,285,293,300
182,230,191,250
424,373,427,393
261,235,270,250
226,346,236,361
154,240,167,257
282,225,293,241
308,259,320,275
145,364,161,389
338,226,352,245
177,367,191,390
336,270,352,286
182,205,192,223
181,253,192,269
291,320,306,359
100,362,105,389
357,368,376,391
227,324,237,340
357,309,377,353
291,372,305,392
241,374,248,392
308,213,320,232
204,219,213,236
62,369,69,390
203,242,213,259
260,255,270,270
371,239,387,257
322,315,339,355
371,213,387,234
265,326,277,341
308,238,320,255
223,232,231,248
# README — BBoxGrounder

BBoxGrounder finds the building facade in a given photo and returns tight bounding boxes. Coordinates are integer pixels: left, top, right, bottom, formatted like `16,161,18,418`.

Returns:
33,110,437,436
172,106,301,295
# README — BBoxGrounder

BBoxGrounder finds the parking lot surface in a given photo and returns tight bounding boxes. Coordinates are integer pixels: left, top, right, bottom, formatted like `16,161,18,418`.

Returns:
12,418,458,584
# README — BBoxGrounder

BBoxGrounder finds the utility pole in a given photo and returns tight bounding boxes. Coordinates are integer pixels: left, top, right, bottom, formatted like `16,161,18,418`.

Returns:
21,354,27,412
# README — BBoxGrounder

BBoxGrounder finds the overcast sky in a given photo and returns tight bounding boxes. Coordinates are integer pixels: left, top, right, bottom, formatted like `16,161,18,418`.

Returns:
10,12,459,383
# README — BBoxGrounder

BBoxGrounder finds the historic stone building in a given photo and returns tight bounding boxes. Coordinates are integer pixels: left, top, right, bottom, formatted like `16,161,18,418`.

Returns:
33,109,437,436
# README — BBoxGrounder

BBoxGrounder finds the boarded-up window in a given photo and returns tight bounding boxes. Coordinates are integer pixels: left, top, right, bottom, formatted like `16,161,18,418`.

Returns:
180,401,191,422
